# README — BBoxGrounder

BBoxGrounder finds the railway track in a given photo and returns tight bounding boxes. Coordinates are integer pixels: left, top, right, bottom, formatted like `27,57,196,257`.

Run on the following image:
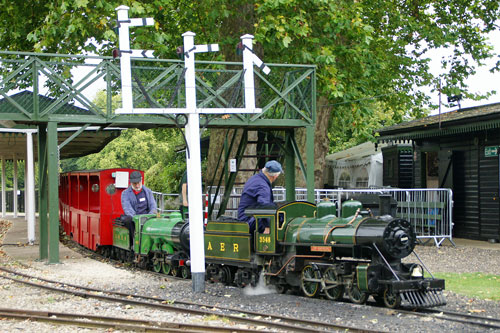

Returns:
0,307,257,332
26,240,500,331
374,304,500,331
0,266,380,332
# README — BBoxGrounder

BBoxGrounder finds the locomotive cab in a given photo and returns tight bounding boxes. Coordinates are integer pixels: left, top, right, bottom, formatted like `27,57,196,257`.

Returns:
243,207,278,254
245,201,317,254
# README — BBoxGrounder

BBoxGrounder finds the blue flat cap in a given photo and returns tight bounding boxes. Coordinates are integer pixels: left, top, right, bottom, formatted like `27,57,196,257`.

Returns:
130,170,142,183
265,160,282,173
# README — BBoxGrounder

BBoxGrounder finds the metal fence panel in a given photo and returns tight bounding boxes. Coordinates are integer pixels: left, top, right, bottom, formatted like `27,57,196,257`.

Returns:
206,186,454,247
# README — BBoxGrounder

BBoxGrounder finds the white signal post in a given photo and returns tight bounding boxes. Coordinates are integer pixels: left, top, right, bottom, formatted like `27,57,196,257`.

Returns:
115,5,154,114
114,6,270,293
182,31,220,292
241,34,270,110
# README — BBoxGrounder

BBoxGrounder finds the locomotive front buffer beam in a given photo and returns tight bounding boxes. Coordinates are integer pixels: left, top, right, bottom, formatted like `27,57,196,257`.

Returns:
378,278,446,308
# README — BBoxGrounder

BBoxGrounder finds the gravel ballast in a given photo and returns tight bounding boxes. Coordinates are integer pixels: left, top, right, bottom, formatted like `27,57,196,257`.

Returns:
1,219,500,332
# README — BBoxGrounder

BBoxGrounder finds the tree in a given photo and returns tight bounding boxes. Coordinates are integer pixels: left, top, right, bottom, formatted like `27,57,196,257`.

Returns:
2,0,499,187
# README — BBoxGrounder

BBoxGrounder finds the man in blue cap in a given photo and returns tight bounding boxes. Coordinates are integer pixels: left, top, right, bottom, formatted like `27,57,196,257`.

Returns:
238,160,283,235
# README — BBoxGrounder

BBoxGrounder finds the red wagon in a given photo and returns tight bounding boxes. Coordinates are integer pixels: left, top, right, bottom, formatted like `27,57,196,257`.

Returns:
59,168,143,251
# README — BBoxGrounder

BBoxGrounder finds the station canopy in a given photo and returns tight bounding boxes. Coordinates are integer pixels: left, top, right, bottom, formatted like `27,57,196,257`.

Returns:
0,91,121,160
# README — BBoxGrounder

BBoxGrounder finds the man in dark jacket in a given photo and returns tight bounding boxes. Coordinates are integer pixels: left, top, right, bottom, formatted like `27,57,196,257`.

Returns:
238,160,282,234
121,170,157,217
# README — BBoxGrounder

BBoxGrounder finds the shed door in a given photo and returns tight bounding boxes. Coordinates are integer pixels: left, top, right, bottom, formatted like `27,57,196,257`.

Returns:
452,150,480,239
477,150,500,240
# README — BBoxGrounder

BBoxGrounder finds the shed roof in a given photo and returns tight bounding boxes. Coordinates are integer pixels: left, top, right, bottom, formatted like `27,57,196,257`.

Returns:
377,102,500,142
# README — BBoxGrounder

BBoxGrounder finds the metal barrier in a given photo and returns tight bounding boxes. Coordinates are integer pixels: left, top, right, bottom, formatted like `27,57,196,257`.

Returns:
206,186,454,247
152,192,180,214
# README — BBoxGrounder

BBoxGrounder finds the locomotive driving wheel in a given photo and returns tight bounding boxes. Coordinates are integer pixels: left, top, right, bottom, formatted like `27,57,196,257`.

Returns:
300,265,321,297
382,288,401,309
152,256,162,273
180,266,191,279
323,267,344,301
161,262,171,275
171,266,181,277
221,266,233,285
347,284,368,304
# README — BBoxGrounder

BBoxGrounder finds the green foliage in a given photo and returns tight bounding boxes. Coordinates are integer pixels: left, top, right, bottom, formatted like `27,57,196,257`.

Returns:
2,0,499,162
0,160,26,189
434,272,500,301
253,0,499,147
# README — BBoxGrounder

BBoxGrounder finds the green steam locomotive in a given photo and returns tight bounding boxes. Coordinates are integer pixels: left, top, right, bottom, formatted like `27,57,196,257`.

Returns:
108,195,445,309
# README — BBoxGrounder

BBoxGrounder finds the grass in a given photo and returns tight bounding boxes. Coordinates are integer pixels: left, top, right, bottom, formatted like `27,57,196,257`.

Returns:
434,272,500,301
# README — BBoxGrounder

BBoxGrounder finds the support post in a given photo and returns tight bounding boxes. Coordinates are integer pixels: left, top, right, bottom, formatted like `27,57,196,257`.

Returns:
241,35,256,110
38,124,48,260
183,31,205,293
1,157,5,218
26,132,36,244
285,130,296,202
116,6,134,112
24,159,28,221
306,125,315,202
13,156,17,218
47,122,59,263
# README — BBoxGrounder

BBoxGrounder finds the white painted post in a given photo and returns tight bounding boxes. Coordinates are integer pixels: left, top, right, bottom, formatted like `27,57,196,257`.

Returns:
24,156,28,221
1,157,5,218
242,34,256,111
13,156,17,218
182,31,206,293
115,6,154,114
26,132,35,244
241,34,271,111
116,5,134,112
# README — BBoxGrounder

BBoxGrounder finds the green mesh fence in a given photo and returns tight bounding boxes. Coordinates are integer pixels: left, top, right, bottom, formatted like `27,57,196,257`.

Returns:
0,51,315,127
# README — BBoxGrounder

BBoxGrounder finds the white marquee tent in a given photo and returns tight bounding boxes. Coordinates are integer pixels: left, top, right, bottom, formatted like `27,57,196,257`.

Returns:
324,142,387,188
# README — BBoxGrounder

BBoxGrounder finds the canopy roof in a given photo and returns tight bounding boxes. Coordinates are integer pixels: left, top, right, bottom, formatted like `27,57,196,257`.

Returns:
326,142,386,166
0,127,121,161
0,91,121,160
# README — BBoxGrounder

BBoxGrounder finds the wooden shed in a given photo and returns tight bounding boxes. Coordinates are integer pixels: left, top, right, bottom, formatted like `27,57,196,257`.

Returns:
377,102,500,242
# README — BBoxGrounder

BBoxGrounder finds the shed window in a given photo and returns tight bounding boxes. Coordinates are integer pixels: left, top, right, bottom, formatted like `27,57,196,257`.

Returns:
338,172,351,188
355,168,369,188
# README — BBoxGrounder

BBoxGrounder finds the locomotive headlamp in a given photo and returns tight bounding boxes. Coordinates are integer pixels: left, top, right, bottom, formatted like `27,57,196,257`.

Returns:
410,264,423,278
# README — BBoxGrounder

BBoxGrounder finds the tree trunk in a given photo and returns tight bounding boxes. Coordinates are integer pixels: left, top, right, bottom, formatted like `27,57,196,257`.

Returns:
295,96,331,188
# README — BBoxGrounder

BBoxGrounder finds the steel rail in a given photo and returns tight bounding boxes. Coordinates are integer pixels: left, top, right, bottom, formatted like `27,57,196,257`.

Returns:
0,267,378,333
0,307,253,332
388,307,500,330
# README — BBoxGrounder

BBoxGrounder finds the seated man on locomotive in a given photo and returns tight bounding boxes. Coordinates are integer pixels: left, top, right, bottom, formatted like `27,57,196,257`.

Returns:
121,171,158,246
121,170,158,216
237,160,282,235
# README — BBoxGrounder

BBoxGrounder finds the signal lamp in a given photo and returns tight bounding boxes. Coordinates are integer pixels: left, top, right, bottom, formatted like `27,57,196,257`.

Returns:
176,46,185,60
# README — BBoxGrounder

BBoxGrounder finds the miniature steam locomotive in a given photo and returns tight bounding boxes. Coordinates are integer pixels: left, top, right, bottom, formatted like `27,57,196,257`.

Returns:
107,195,445,309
